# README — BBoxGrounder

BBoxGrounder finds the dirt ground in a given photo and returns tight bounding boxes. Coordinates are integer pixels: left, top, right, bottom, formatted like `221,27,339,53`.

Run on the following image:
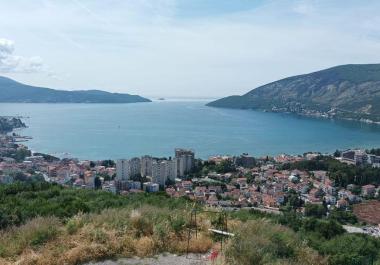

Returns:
353,200,380,225
84,253,215,265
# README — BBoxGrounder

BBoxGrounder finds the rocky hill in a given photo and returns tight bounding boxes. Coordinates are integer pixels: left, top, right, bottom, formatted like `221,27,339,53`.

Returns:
0,116,26,133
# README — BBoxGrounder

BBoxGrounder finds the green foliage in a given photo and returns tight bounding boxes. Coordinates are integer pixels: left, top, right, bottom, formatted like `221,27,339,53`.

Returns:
94,176,101,189
225,220,328,265
329,208,357,224
320,233,380,265
0,217,60,257
302,218,345,239
282,156,380,187
0,181,189,229
9,148,31,162
215,160,236,173
170,215,186,236
101,159,115,167
284,189,304,209
33,152,60,162
367,148,380,156
304,203,327,218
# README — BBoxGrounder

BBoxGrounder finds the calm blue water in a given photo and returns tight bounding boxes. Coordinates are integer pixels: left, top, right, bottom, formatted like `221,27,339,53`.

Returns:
1,101,380,160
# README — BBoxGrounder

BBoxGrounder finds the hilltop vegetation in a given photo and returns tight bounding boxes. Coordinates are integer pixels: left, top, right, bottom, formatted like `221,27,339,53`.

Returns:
208,64,380,122
1,182,380,265
0,76,151,103
0,182,188,229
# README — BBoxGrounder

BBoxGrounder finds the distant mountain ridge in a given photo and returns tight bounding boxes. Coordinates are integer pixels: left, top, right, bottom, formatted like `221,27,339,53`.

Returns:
207,64,380,123
0,76,151,103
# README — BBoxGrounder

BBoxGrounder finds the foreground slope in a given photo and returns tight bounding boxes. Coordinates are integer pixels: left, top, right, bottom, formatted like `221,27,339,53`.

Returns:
207,64,380,122
0,76,151,103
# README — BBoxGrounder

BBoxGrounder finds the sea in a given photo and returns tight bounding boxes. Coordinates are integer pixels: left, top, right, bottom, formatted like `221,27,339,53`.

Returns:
1,101,380,160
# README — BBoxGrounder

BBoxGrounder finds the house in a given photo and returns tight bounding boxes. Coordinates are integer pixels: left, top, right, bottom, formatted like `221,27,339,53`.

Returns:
336,198,349,209
262,194,277,208
143,182,159,192
362,185,376,197
236,178,248,189
324,195,337,205
181,180,193,190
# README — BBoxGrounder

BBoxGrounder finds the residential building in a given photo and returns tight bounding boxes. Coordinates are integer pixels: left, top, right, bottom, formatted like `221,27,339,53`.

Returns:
143,182,159,192
152,159,177,186
175,148,194,177
234,153,255,168
362,184,376,197
116,157,141,181
141,155,153,177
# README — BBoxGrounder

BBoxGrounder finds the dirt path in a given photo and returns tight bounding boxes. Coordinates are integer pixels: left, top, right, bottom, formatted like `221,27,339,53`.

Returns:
85,253,212,265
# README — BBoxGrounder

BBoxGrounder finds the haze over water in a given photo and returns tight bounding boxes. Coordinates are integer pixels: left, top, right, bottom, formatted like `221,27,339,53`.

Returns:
1,101,380,160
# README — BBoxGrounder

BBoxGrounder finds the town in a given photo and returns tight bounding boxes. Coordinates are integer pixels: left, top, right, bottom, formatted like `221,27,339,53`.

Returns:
1,128,380,238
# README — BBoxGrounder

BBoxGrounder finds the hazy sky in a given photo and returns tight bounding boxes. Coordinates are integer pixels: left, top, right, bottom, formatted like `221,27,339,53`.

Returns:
1,0,380,98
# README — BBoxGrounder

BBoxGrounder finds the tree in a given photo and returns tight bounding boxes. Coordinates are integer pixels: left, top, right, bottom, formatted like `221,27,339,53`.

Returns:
101,160,115,167
286,190,303,209
333,150,341,157
321,234,380,265
215,160,236,173
305,203,327,218
94,176,102,189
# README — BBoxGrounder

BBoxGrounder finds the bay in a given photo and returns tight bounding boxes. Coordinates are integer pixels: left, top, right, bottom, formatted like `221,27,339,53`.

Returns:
1,101,380,160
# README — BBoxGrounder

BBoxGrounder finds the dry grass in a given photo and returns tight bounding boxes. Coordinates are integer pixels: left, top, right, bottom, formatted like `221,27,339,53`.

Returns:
0,207,215,265
0,217,60,259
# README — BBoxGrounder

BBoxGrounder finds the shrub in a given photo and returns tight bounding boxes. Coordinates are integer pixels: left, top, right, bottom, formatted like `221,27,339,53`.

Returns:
320,233,380,265
135,236,155,257
0,217,60,258
225,219,327,265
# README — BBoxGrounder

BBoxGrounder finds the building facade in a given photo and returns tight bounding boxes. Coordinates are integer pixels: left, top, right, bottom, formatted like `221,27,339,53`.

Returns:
141,155,153,177
152,159,177,186
116,157,141,180
175,148,194,177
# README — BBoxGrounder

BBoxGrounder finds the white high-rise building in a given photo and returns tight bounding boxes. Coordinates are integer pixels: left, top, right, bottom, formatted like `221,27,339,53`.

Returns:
175,148,194,177
116,157,141,180
129,157,141,177
141,155,153,177
116,159,129,180
152,159,177,187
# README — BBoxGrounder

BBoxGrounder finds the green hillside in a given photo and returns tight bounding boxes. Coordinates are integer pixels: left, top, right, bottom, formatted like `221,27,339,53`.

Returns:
0,76,151,103
207,64,380,122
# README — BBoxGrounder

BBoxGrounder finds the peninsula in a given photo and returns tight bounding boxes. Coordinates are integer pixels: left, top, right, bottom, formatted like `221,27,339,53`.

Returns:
0,76,151,103
207,64,380,123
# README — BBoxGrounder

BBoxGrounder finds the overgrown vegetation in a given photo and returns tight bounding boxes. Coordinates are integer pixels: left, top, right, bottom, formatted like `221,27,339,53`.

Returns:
0,182,211,264
1,182,380,264
226,219,328,265
0,182,189,229
228,208,380,265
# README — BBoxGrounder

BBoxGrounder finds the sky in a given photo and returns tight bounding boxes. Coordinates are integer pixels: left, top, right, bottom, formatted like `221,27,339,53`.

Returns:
1,0,380,99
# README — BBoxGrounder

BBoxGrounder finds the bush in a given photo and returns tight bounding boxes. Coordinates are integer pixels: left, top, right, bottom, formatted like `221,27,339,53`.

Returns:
0,217,60,257
320,233,380,265
0,181,190,229
225,219,328,265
